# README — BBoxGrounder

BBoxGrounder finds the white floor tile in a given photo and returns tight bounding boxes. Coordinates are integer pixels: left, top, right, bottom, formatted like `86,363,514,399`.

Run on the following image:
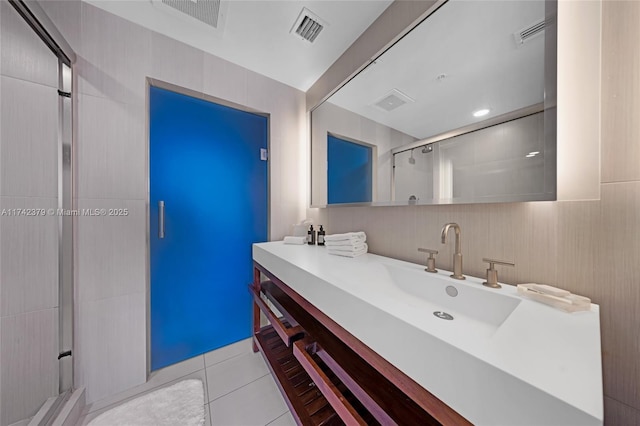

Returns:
204,338,254,367
209,375,288,426
206,352,269,402
266,411,296,426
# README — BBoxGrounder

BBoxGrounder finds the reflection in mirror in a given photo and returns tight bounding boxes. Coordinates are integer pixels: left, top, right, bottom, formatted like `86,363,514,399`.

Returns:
393,111,548,204
394,145,435,204
311,101,416,205
327,133,375,204
310,0,556,206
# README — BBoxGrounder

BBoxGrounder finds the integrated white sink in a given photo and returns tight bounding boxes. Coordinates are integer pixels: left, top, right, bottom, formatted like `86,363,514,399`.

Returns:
253,242,603,425
383,264,521,331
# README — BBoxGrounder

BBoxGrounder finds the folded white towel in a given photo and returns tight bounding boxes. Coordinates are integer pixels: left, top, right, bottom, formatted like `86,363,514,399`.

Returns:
283,236,306,245
325,242,366,252
327,244,368,258
324,231,366,243
324,239,365,247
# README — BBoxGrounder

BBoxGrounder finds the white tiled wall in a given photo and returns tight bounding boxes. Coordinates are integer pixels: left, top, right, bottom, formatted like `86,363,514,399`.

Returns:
0,2,61,424
0,77,58,198
39,0,306,404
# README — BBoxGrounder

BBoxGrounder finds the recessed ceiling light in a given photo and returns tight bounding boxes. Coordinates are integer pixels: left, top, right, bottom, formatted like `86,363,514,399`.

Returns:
528,151,540,155
526,153,535,158
473,109,490,117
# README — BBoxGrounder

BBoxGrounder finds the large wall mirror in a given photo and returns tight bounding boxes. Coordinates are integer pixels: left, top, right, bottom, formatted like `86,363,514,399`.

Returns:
311,0,557,207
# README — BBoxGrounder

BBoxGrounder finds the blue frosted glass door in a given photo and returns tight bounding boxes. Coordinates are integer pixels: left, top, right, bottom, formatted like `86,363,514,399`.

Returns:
149,86,268,371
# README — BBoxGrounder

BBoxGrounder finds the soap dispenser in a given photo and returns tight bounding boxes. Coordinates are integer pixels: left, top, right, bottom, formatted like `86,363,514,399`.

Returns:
307,225,316,245
317,225,326,246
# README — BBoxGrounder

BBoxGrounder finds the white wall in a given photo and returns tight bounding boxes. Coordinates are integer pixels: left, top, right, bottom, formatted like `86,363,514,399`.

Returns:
39,0,306,404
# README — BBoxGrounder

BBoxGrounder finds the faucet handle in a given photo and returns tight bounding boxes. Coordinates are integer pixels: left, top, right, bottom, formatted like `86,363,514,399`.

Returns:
418,248,438,255
482,258,514,289
418,248,438,273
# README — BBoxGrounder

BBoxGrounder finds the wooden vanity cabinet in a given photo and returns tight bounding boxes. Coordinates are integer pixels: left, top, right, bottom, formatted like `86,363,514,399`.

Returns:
251,262,471,426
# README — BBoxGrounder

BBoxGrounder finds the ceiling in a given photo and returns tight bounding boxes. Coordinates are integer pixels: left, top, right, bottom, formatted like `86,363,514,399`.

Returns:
327,0,546,140
85,0,393,91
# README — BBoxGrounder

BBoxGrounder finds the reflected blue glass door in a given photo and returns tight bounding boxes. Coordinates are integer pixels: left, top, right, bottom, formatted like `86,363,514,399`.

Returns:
327,134,373,204
149,87,268,371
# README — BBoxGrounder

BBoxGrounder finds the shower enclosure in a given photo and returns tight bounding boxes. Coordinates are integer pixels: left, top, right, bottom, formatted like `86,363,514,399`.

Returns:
0,1,75,424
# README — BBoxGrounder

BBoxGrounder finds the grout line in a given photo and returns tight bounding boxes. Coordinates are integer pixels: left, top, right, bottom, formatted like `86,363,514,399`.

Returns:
207,372,271,404
0,73,58,91
264,410,291,426
600,180,640,186
206,403,213,426
203,357,210,402
204,350,247,369
77,91,145,108
0,306,58,320
76,196,146,202
0,195,58,201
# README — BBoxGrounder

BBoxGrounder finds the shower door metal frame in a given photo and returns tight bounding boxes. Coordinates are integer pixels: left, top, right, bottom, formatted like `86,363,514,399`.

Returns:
7,0,77,423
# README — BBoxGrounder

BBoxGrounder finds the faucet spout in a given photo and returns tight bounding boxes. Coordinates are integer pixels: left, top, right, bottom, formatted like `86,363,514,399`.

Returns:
441,223,461,253
441,223,465,280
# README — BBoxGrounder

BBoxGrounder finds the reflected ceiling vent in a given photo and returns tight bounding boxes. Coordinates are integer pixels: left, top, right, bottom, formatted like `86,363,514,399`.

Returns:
152,0,227,32
514,18,545,47
372,89,415,112
290,7,327,43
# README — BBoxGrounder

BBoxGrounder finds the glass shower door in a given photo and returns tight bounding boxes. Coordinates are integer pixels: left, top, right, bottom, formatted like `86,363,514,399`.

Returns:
0,2,74,424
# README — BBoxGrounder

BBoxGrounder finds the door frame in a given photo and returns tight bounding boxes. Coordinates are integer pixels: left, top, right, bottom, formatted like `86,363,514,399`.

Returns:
145,78,271,377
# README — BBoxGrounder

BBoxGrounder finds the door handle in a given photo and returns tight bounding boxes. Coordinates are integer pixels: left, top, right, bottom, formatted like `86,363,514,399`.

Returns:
158,200,165,239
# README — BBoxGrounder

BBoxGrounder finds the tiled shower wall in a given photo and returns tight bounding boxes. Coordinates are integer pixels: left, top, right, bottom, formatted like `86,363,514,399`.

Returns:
0,2,60,424
39,0,306,404
309,1,640,424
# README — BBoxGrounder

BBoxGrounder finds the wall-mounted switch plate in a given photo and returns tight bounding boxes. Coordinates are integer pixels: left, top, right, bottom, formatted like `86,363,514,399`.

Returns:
260,148,268,161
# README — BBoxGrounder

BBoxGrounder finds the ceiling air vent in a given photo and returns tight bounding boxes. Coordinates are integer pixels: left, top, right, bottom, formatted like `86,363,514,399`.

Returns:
152,0,225,30
514,18,545,47
372,89,415,112
291,8,327,43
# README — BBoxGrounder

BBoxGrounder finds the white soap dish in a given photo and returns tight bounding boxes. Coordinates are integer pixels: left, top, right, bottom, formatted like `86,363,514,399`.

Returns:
517,283,591,313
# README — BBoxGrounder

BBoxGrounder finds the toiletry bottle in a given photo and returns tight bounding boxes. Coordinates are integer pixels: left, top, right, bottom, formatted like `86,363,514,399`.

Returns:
317,225,325,246
308,225,316,245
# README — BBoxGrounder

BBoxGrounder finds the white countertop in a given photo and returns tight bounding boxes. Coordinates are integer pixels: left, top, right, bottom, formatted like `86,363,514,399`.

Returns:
253,242,603,426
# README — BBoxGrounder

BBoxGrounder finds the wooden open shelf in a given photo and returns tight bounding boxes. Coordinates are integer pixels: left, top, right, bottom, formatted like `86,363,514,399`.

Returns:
254,325,377,425
252,262,470,426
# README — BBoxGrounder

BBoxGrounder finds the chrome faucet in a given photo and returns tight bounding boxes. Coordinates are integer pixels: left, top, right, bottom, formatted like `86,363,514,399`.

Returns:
441,223,465,280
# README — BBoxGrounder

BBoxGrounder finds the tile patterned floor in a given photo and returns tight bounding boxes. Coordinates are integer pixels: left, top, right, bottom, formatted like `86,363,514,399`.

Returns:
76,339,296,426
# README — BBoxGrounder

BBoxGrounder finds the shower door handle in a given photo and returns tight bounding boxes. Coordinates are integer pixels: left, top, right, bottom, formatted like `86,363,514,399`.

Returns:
158,200,165,239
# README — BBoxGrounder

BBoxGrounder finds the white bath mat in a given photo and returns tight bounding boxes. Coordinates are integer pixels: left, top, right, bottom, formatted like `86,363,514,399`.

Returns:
88,379,205,426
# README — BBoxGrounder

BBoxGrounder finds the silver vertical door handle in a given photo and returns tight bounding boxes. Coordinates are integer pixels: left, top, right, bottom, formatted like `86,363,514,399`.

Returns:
158,201,165,239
